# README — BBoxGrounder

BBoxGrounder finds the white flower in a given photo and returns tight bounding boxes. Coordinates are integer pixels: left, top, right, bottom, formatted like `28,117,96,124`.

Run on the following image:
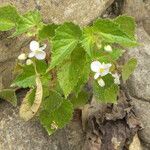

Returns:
98,78,105,87
28,40,46,60
112,73,120,85
91,61,112,79
104,45,112,52
18,53,27,60
26,59,33,65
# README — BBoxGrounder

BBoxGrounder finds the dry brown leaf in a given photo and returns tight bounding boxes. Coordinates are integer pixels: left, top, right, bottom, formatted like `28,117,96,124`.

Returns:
129,134,142,150
19,75,43,121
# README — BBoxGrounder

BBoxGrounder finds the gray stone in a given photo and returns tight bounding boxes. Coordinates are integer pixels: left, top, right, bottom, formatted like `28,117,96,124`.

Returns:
131,98,150,148
124,26,150,101
123,0,150,35
123,0,147,22
0,99,84,150
143,0,150,35
0,0,114,26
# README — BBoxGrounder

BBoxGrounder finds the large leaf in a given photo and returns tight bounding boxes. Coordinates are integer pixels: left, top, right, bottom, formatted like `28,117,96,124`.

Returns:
0,89,17,106
122,58,137,81
70,90,89,108
93,19,137,47
12,10,42,36
42,90,63,113
13,65,36,88
39,100,73,135
114,15,136,39
81,27,95,57
38,24,59,40
57,46,88,98
73,57,90,95
19,76,43,121
49,22,82,69
13,61,48,88
96,49,124,63
0,5,21,31
93,74,119,103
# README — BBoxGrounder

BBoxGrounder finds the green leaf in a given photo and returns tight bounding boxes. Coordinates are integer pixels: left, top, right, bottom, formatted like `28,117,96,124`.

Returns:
70,90,89,108
114,15,136,39
13,61,49,88
27,88,36,106
42,90,63,113
0,89,17,106
73,58,90,95
49,22,82,69
93,19,137,47
19,76,43,121
81,27,95,57
35,60,48,74
40,73,51,86
96,49,124,63
57,46,88,98
39,100,73,135
13,65,36,88
122,58,137,81
0,19,15,31
93,74,119,103
0,5,21,31
12,10,42,36
38,24,59,40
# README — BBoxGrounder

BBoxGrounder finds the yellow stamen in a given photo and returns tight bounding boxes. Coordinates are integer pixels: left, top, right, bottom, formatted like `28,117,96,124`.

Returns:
99,68,104,73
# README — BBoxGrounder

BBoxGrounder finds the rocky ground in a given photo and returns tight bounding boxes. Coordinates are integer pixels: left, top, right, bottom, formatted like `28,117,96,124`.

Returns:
0,0,150,149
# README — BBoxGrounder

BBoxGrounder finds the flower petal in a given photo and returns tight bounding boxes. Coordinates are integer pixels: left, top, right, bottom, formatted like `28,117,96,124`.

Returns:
91,61,101,72
30,40,40,51
112,73,120,84
94,72,100,79
40,44,47,51
18,53,27,60
100,69,109,76
104,63,112,68
28,52,35,58
35,50,46,60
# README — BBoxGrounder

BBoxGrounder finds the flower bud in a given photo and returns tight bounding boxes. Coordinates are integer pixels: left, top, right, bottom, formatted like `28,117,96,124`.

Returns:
26,59,33,65
104,45,112,52
18,53,27,60
98,78,105,87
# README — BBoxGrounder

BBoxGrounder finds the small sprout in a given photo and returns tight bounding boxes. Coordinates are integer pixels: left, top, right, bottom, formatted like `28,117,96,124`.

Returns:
18,53,27,60
91,61,112,79
28,40,47,60
98,78,105,87
26,59,33,65
111,73,120,85
104,45,112,52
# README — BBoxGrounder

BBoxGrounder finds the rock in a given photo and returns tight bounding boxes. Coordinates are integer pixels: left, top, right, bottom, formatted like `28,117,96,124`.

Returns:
124,26,150,101
0,0,114,26
143,0,150,35
0,32,31,90
0,91,85,150
0,0,114,89
123,0,150,36
124,26,150,149
131,98,150,149
123,0,147,22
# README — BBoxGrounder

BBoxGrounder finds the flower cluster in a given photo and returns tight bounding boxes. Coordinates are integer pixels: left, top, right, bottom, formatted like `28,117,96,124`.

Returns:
91,60,120,87
90,45,120,87
18,41,46,65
